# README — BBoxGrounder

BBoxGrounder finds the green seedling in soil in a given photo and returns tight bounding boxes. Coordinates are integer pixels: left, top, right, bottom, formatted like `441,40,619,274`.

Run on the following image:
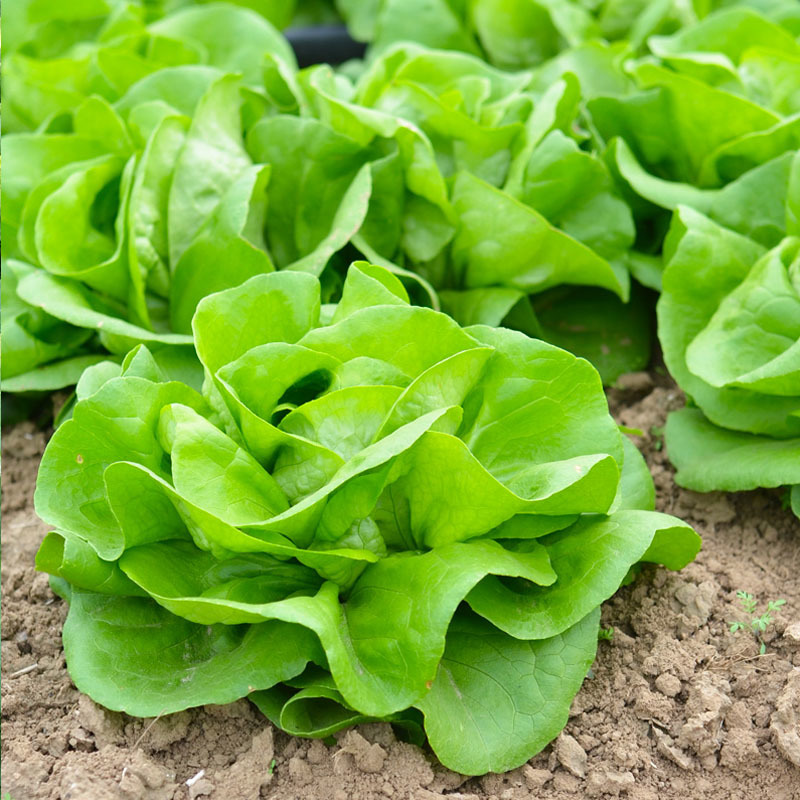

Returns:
650,426,665,451
598,626,615,641
729,591,786,654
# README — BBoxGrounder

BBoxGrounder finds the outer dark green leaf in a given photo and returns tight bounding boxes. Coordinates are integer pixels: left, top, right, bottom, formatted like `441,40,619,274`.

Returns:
416,608,599,775
118,537,557,717
665,408,800,492
55,584,319,717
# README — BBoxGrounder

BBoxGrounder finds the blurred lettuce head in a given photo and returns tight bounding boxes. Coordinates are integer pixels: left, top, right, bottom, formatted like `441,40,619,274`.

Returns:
1,4,305,395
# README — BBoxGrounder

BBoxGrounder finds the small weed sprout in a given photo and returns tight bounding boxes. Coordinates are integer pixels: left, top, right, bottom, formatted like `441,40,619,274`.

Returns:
598,626,615,641
650,425,665,451
729,591,785,654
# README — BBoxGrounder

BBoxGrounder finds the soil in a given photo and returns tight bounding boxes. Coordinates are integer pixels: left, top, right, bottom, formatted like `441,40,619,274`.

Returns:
2,374,799,800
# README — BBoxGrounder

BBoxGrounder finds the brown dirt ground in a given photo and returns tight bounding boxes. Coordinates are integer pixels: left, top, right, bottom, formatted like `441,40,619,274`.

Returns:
2,374,799,800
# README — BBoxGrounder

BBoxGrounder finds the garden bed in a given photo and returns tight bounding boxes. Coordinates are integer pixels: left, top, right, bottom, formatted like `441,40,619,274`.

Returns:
2,373,798,800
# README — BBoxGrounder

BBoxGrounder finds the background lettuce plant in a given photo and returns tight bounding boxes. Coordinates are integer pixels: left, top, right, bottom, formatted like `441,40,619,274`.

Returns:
34,263,700,774
289,43,646,382
595,6,800,286
2,3,667,396
335,0,800,70
585,6,800,519
2,2,299,133
658,203,800,519
2,5,299,393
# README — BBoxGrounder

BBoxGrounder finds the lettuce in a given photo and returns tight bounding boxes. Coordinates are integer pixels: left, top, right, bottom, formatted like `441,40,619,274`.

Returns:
1,7,299,392
658,201,800,517
282,43,646,382
594,6,800,288
336,0,800,68
2,2,297,133
563,5,800,517
34,263,699,773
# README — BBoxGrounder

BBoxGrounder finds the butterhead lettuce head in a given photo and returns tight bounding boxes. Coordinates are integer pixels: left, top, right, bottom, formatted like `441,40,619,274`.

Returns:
658,203,800,517
35,263,699,774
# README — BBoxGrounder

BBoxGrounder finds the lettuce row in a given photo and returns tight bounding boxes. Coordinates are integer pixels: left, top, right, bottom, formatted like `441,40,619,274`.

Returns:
336,0,800,70
2,4,301,392
2,8,648,393
8,4,800,396
34,263,700,774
